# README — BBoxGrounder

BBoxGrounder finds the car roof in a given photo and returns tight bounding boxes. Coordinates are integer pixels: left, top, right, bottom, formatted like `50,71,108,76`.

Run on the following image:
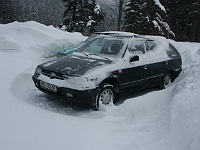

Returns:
94,31,138,37
93,32,168,42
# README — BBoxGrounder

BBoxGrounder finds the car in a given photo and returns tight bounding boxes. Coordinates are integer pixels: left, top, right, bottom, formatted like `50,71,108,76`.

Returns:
33,32,182,110
57,31,136,58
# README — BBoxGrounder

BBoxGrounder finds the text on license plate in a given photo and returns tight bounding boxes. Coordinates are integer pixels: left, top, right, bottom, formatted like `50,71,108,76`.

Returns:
40,81,57,92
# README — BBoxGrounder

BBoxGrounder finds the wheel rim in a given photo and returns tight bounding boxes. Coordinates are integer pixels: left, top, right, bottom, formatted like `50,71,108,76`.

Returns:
99,89,114,105
164,74,171,88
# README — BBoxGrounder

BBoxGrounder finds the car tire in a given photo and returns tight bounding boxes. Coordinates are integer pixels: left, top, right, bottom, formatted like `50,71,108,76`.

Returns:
158,73,172,90
91,84,117,111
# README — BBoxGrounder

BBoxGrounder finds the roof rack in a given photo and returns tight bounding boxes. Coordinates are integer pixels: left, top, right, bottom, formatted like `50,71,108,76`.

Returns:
94,31,137,38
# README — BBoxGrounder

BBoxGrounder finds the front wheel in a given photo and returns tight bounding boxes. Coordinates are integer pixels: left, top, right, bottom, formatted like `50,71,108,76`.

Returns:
158,73,172,90
92,84,117,111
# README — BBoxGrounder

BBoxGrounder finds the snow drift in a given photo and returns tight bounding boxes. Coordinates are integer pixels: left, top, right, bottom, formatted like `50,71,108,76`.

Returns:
0,21,86,61
0,21,200,150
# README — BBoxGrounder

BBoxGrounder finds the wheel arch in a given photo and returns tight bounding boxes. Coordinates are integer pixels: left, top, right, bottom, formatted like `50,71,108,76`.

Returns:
99,77,120,92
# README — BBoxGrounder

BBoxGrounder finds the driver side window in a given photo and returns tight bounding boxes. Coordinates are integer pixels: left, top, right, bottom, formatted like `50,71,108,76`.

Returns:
130,41,145,54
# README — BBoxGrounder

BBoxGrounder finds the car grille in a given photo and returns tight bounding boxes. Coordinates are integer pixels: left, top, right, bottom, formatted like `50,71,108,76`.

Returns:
42,69,65,80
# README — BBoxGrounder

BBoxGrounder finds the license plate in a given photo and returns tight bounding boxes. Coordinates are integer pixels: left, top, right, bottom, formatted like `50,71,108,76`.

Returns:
40,81,57,93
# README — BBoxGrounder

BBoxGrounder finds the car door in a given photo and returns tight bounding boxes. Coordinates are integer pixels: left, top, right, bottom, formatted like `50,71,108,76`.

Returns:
145,40,169,86
119,39,150,89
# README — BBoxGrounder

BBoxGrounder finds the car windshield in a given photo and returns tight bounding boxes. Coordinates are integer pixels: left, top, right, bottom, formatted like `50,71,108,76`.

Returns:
78,36,129,59
83,33,100,44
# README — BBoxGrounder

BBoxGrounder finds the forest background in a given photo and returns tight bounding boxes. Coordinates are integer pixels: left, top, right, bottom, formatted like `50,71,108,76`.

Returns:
0,0,199,42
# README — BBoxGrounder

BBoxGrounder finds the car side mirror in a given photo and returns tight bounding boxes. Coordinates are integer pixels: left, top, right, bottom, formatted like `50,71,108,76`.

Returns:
130,55,139,62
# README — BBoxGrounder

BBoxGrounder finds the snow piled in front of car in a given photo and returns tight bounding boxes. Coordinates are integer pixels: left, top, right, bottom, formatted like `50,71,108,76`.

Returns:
0,21,86,61
1,21,200,150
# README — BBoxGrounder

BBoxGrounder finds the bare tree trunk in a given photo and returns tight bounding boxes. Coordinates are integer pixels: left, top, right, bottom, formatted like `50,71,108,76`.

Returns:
72,0,77,32
117,0,123,31
110,0,125,31
190,21,197,42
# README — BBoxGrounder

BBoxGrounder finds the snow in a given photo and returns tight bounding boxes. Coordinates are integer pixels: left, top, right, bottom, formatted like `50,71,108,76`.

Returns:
94,3,101,15
156,16,175,37
154,0,166,13
86,20,96,27
1,21,200,150
145,35,170,61
0,21,86,61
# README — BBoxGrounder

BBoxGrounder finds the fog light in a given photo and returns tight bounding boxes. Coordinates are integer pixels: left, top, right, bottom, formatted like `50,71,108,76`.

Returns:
66,93,73,98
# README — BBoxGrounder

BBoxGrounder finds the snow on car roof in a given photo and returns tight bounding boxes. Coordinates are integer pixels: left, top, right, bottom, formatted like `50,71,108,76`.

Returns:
95,31,138,37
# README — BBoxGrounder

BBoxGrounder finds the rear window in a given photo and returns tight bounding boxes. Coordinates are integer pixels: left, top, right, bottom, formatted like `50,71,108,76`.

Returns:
167,44,180,58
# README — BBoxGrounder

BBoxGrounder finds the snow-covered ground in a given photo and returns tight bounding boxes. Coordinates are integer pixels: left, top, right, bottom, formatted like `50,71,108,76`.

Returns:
0,21,200,150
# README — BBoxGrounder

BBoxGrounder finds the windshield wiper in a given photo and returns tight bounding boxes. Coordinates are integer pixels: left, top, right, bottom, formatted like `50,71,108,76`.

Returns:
77,51,88,56
89,53,110,60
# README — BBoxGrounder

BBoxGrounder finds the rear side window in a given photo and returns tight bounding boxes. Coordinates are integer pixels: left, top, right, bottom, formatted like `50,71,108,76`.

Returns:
130,40,145,54
167,44,180,58
146,41,157,51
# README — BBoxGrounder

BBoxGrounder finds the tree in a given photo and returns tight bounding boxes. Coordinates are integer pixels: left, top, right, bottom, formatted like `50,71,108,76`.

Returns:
161,0,200,42
109,0,126,30
0,0,20,24
123,0,174,38
0,0,65,26
116,0,125,30
61,0,104,33
0,0,9,23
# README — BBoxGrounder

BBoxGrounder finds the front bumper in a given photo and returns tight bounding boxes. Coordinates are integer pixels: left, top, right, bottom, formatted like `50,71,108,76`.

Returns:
32,76,99,104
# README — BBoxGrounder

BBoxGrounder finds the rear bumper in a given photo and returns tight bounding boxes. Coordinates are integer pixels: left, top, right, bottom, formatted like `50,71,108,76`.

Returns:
32,76,99,104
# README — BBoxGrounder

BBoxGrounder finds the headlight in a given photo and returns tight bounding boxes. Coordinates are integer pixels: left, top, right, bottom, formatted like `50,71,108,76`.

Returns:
67,77,97,90
80,77,97,89
35,67,42,75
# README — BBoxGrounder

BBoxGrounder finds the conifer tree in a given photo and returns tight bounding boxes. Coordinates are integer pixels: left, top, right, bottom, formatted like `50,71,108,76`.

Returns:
161,0,200,41
0,0,20,23
62,0,104,33
123,0,174,38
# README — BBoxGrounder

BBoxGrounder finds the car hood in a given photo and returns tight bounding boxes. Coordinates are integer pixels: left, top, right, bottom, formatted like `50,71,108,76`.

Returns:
39,54,113,76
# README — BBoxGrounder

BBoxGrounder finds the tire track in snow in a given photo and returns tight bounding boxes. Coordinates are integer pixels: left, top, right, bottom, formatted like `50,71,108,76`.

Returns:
9,68,92,116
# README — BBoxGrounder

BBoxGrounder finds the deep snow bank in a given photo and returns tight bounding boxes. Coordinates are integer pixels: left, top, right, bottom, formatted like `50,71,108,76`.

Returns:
1,21,200,150
0,21,86,62
82,42,200,150
89,42,200,150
